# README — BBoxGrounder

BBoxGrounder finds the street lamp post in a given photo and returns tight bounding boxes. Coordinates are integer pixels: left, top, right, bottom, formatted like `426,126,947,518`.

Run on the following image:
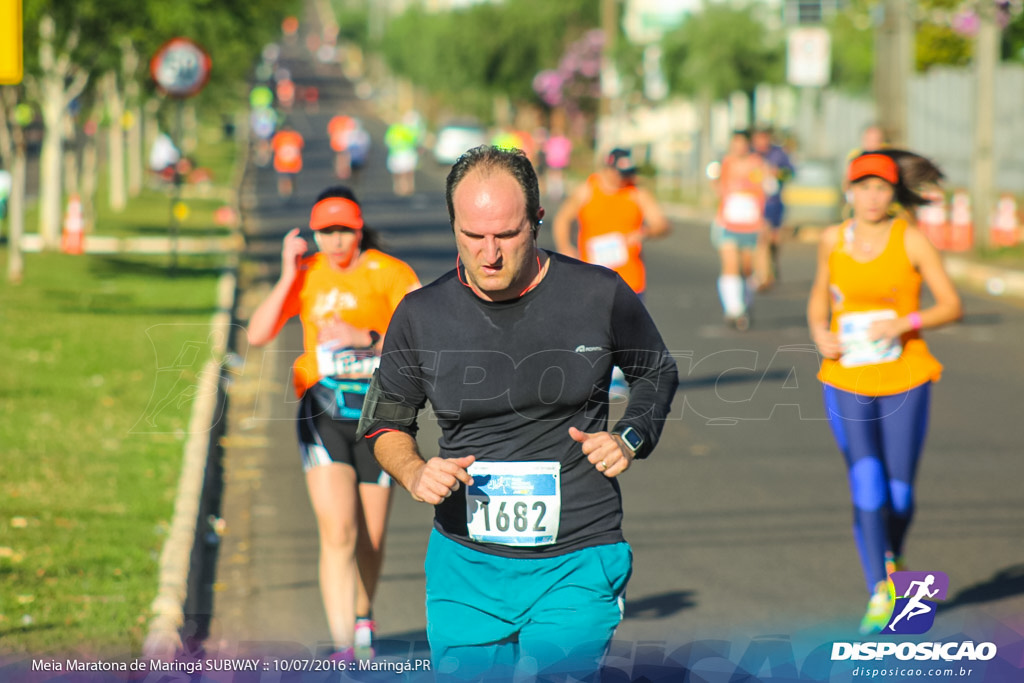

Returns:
972,3,998,251
873,0,912,147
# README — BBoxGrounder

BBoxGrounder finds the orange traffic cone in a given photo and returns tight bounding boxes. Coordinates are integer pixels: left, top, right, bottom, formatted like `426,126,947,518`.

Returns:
916,189,948,250
991,194,1020,247
61,193,84,255
947,190,973,252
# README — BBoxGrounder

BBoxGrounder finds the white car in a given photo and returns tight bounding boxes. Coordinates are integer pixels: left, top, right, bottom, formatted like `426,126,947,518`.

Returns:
433,122,488,166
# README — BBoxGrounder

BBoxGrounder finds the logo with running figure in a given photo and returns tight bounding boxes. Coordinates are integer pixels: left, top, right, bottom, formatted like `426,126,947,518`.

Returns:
885,571,949,635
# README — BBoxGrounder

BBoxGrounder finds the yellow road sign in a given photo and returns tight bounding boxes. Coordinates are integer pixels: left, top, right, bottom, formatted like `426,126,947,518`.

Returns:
173,202,190,222
0,0,23,85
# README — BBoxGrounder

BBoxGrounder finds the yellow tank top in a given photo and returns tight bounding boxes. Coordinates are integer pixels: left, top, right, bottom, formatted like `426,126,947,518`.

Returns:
818,219,943,396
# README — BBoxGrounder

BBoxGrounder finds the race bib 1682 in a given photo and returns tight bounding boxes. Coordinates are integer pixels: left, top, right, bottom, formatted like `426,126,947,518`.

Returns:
465,461,561,547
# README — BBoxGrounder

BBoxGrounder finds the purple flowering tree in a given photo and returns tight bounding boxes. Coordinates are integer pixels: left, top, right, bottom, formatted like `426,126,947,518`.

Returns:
532,29,603,114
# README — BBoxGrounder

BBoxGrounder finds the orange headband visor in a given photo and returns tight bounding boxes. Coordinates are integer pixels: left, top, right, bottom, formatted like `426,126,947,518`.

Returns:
848,154,899,185
310,197,364,231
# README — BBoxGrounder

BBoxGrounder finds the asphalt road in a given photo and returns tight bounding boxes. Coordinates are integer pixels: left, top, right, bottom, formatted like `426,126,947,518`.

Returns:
204,26,1024,682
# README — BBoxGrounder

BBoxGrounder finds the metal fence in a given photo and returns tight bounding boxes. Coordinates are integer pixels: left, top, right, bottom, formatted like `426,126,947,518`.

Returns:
796,63,1024,191
606,63,1024,196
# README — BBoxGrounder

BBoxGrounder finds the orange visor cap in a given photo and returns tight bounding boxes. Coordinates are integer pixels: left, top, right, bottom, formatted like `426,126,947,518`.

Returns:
848,154,899,185
310,197,364,231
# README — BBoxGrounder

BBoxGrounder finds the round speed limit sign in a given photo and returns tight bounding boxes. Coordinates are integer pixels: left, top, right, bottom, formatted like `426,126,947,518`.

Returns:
150,38,211,98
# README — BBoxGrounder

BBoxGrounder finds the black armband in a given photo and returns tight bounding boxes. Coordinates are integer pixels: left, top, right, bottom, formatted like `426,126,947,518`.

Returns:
355,369,418,439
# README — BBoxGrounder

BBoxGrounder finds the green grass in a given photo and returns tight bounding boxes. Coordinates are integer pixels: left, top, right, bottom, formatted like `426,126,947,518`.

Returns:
91,185,234,240
92,131,241,240
19,129,242,241
972,243,1024,265
0,251,225,656
0,119,239,657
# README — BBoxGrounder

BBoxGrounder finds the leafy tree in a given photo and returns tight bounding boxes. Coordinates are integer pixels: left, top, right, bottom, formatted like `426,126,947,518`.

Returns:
916,20,973,69
0,89,29,283
12,0,291,250
827,0,875,93
657,2,782,202
335,6,369,46
914,0,974,70
1003,8,1024,61
21,0,105,247
660,2,783,103
532,30,603,116
381,0,598,121
829,0,1022,90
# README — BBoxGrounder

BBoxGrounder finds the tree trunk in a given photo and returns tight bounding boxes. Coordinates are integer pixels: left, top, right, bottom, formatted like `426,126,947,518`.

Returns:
971,6,998,251
492,93,511,129
697,89,714,209
0,88,26,282
144,97,161,183
81,110,100,233
0,91,12,242
122,40,144,197
35,14,89,250
38,74,64,249
127,101,143,196
104,71,127,212
8,140,26,283
62,110,79,197
182,101,198,156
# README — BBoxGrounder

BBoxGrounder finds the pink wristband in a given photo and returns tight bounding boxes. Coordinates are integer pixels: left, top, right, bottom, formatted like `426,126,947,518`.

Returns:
907,312,922,330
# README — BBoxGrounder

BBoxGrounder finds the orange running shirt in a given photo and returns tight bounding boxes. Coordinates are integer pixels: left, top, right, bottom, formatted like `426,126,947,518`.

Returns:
272,130,305,174
328,115,356,152
716,156,765,233
818,218,943,396
275,250,420,396
576,174,647,293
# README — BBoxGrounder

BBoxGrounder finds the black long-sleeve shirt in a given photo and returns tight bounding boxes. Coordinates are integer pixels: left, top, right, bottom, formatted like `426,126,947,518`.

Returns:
369,251,678,557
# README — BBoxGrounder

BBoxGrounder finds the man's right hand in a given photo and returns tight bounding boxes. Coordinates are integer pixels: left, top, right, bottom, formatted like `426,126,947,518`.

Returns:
407,455,476,505
281,227,308,280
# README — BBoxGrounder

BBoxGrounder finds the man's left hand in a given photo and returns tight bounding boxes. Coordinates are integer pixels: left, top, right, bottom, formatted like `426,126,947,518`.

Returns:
569,426,633,478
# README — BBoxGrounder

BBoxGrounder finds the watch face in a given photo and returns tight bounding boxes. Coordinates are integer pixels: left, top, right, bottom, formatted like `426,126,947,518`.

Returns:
620,427,643,452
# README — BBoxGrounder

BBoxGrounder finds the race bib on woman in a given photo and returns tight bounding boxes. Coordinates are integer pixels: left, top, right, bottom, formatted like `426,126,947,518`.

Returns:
316,342,380,378
721,192,761,229
465,461,560,547
586,233,629,269
838,310,903,367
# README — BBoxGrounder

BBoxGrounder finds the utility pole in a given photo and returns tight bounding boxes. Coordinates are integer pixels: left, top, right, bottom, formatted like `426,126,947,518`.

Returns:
600,0,618,119
874,0,912,146
597,0,619,156
972,3,998,251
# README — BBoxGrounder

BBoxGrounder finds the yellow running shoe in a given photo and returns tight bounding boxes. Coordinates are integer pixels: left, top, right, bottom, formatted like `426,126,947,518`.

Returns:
859,581,895,635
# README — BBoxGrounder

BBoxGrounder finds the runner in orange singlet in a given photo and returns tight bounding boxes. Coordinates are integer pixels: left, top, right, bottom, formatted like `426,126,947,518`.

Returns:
328,115,357,180
272,125,305,200
247,186,420,660
553,147,669,398
711,130,769,330
552,148,669,297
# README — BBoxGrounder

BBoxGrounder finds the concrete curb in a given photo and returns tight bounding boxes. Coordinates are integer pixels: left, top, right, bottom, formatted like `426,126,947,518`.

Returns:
18,234,245,255
142,126,249,658
943,256,1024,300
142,271,236,659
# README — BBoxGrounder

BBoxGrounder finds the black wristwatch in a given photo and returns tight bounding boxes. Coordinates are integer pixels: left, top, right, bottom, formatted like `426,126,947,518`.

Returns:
614,426,644,457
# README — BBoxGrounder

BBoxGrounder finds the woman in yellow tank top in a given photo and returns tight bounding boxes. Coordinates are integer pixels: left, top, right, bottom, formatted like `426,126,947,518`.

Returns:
807,151,961,635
